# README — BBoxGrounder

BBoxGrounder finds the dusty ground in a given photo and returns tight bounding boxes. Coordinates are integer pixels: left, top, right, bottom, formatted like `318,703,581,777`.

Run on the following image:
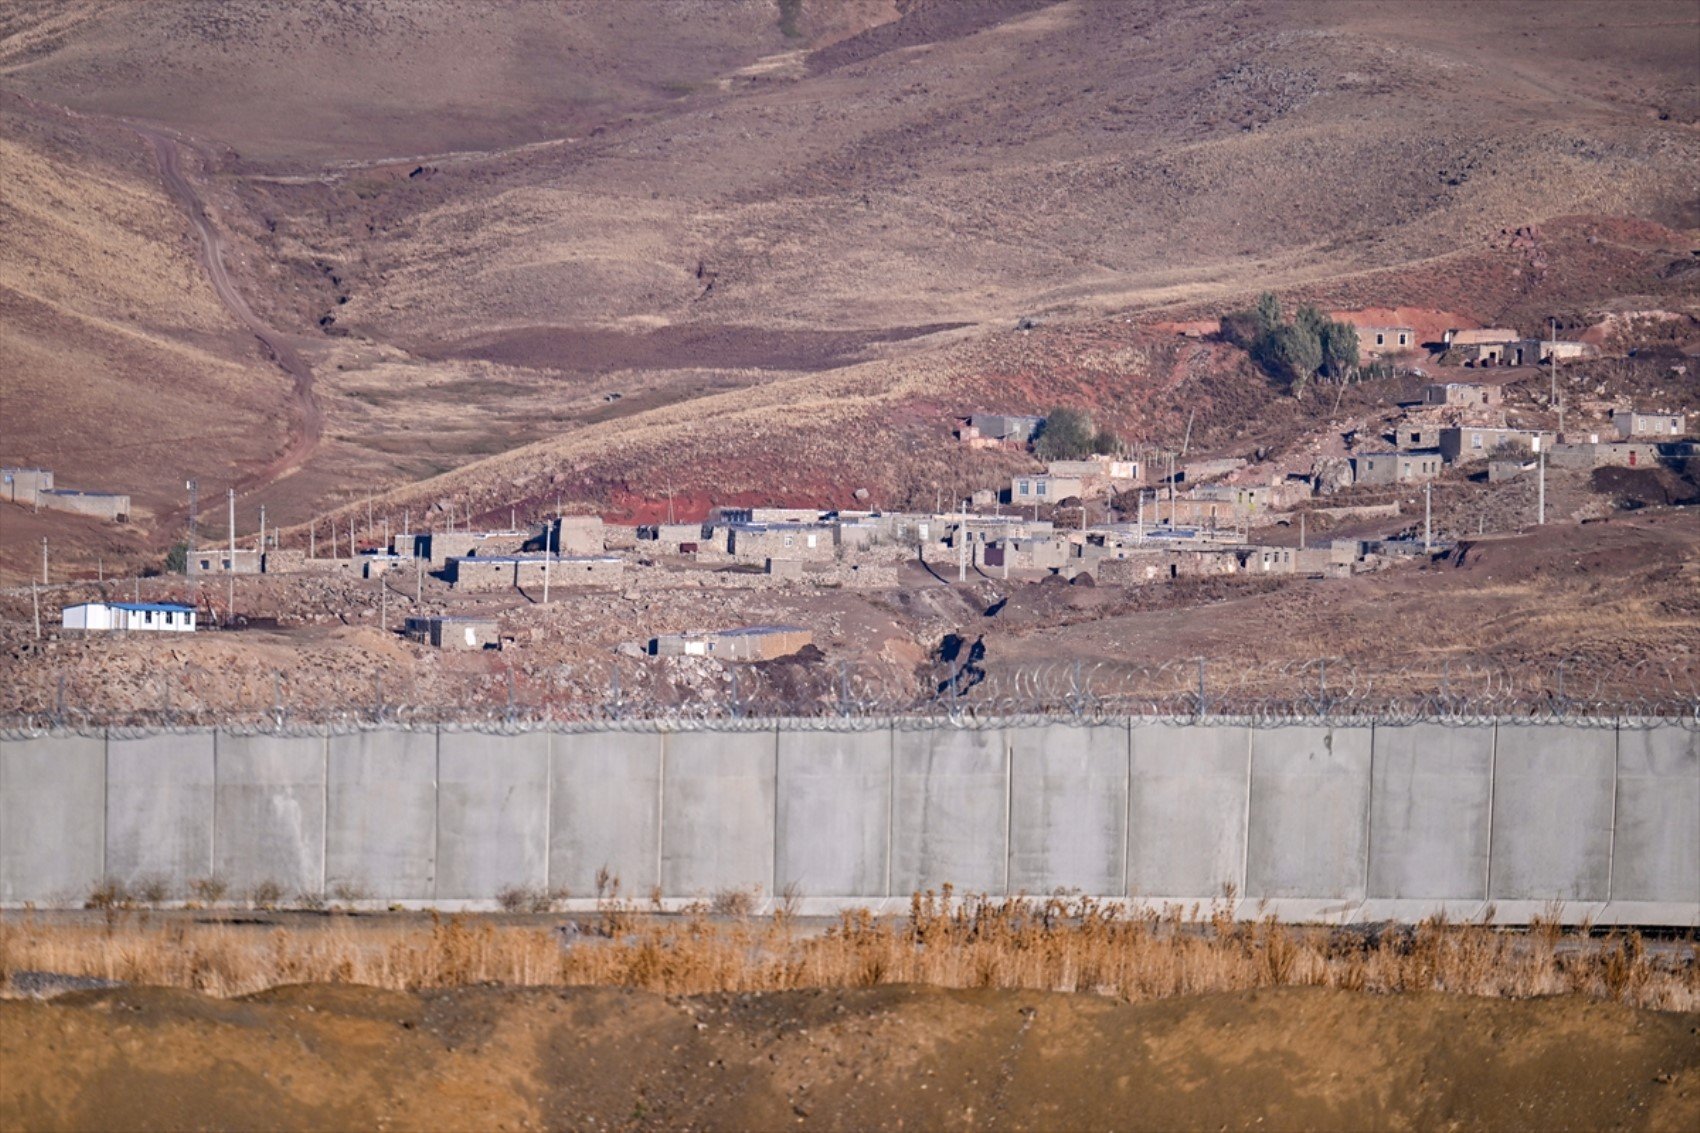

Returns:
2,984,1697,1132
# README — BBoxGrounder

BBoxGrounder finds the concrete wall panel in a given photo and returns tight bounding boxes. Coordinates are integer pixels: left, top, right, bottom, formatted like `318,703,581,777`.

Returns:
662,730,776,897
214,732,325,895
1008,723,1127,896
551,730,661,898
1128,724,1248,900
435,730,549,899
0,735,104,903
776,729,891,899
326,729,436,899
1610,725,1699,904
1368,723,1492,900
106,731,214,891
1489,724,1615,902
891,727,1007,895
1246,726,1372,901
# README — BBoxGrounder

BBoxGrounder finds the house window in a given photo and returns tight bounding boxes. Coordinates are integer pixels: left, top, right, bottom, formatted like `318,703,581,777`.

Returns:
783,534,795,548
1398,333,1409,346
1471,433,1483,449
806,534,817,548
1375,333,1385,346
1037,481,1047,497
163,612,173,625
144,611,154,624
1018,480,1030,496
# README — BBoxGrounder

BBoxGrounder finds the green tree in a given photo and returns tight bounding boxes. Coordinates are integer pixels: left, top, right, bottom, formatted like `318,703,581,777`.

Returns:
164,542,188,574
1319,320,1360,381
1255,323,1323,392
1294,304,1329,341
1034,406,1095,461
1255,292,1283,336
1090,426,1120,456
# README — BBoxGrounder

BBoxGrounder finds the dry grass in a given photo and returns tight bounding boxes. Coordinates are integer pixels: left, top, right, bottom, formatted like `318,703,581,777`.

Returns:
4,893,1695,1011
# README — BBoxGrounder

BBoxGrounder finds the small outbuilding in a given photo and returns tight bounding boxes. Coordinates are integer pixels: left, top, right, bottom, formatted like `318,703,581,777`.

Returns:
404,614,500,650
651,625,813,662
62,601,196,633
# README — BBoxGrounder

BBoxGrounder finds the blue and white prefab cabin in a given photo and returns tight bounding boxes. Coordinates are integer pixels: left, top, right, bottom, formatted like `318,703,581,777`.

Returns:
61,601,197,633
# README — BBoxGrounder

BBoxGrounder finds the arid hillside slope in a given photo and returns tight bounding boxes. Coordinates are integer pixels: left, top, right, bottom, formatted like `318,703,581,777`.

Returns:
1,0,1696,561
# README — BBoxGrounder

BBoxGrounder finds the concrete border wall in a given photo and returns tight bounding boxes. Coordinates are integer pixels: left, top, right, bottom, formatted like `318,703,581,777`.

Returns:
1,720,1695,924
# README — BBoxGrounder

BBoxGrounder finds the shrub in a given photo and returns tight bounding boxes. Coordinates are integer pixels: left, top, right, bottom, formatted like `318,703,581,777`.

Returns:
249,880,284,910
1034,407,1095,461
189,876,229,905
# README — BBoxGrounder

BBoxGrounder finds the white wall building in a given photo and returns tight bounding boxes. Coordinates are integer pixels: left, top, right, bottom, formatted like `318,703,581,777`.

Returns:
61,601,197,633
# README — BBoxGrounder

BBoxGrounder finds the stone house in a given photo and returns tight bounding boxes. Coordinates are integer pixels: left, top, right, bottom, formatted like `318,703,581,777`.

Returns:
1421,380,1504,407
1394,423,1445,451
1,468,52,505
189,548,264,576
651,625,812,662
1358,325,1418,356
1612,410,1686,439
726,522,835,564
980,536,1070,572
1010,474,1086,505
39,488,130,521
961,412,1044,447
1438,427,1554,464
405,614,500,650
447,554,624,591
1352,452,1442,485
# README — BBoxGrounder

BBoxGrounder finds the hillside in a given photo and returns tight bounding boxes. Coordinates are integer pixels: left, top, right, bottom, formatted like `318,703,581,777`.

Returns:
1,0,1697,567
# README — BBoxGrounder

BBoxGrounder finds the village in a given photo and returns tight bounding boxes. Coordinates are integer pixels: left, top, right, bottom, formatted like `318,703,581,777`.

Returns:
3,314,1693,719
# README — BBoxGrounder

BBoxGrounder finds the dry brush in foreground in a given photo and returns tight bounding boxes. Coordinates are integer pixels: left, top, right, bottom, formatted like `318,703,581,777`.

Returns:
4,893,1696,1011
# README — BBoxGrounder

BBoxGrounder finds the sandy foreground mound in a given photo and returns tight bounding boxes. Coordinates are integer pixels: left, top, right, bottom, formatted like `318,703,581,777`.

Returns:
3,985,1697,1131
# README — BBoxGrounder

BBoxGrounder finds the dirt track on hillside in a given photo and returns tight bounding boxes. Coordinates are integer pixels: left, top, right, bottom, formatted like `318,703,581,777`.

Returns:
140,127,323,492
3,985,1697,1132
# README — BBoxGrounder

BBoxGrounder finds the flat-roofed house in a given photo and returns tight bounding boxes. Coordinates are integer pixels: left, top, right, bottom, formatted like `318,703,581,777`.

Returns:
404,614,500,650
1352,452,1442,485
62,601,196,633
1358,325,1418,356
446,554,625,591
651,625,813,662
1421,380,1505,407
1010,474,1086,505
1612,410,1686,439
1,468,52,505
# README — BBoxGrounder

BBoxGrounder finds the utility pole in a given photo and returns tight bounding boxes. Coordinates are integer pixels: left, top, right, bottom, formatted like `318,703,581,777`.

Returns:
1423,483,1432,551
1181,409,1195,458
41,537,48,585
1167,452,1176,528
416,557,423,605
1136,490,1145,541
957,500,967,582
542,546,551,605
1537,450,1547,525
186,479,199,564
1299,512,1306,551
1548,317,1557,409
227,488,236,620
258,506,266,557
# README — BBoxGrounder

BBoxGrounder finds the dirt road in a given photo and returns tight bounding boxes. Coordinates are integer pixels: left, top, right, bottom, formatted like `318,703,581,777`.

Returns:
140,127,323,491
4,984,1696,1131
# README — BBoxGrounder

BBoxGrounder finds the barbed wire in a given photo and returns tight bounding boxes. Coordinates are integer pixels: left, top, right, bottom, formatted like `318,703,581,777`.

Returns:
3,655,1696,737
